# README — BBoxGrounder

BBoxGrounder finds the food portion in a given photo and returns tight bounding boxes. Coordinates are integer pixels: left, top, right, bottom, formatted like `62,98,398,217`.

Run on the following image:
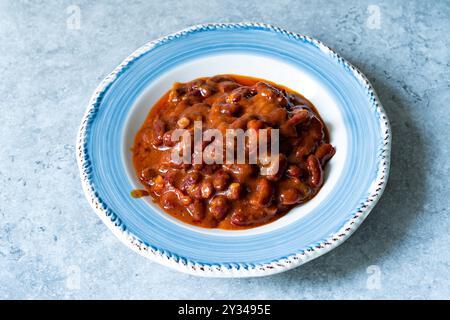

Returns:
132,75,335,229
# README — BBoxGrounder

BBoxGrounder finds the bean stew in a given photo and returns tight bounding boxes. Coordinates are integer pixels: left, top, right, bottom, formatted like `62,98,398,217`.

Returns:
132,75,335,229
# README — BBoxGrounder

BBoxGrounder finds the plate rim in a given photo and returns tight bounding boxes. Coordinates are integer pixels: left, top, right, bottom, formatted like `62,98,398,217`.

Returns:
76,22,391,277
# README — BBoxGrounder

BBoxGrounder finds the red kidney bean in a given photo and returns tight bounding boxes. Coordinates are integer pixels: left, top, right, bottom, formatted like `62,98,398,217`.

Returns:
227,86,256,103
208,196,230,221
250,178,274,207
217,81,240,92
293,136,317,160
230,205,277,226
187,200,205,221
279,188,301,205
229,114,253,129
280,123,298,138
247,119,265,130
286,165,302,178
162,130,176,147
210,75,235,83
264,108,287,127
308,116,325,140
226,183,242,200
186,79,205,96
219,103,241,116
315,143,336,165
151,119,166,146
201,164,221,175
224,164,255,183
179,171,201,192
263,154,287,181
287,109,310,126
201,180,214,199
160,192,178,210
163,170,178,186
186,183,203,200
168,83,187,103
307,154,323,188
213,170,230,191
255,82,280,99
264,205,279,216
199,84,214,98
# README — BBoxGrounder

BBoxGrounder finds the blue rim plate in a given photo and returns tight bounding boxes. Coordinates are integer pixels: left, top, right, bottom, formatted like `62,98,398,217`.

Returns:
76,23,391,277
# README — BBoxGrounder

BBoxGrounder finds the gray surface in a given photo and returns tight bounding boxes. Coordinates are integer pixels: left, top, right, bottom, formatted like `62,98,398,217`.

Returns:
0,0,449,299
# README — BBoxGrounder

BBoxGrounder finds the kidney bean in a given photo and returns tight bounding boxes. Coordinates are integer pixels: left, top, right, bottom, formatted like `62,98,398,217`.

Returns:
201,164,221,175
217,81,240,92
264,108,287,127
199,84,214,98
219,103,241,116
162,130,176,147
179,195,192,206
168,83,187,103
224,164,255,183
210,75,235,83
226,182,242,200
308,116,325,140
229,114,253,129
230,205,277,226
187,200,205,221
286,165,302,178
181,103,210,121
287,109,310,126
293,137,317,160
179,171,201,192
255,82,280,99
208,196,230,221
262,154,287,181
280,123,298,138
164,170,179,186
315,143,336,165
276,94,288,108
247,119,265,130
160,192,178,210
296,180,312,198
151,119,166,146
201,180,214,199
307,154,323,188
250,178,274,207
227,86,256,103
230,208,246,226
213,170,230,191
184,94,203,106
264,204,279,216
186,79,205,96
279,188,301,205
186,183,203,200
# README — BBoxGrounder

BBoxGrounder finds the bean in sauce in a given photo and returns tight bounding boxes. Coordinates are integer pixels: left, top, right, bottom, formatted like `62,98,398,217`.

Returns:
132,75,334,229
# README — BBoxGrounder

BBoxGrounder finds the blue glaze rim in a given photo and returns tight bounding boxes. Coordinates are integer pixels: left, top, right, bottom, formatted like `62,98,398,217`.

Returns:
76,23,391,277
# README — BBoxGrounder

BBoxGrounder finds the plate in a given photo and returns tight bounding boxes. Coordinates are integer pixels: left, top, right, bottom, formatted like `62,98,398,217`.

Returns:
77,23,391,277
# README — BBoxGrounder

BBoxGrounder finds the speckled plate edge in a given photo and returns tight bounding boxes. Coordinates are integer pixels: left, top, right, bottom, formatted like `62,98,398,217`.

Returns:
76,22,391,277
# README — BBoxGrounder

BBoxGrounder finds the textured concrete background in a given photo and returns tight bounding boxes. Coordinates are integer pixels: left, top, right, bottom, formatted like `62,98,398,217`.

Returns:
0,0,449,299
